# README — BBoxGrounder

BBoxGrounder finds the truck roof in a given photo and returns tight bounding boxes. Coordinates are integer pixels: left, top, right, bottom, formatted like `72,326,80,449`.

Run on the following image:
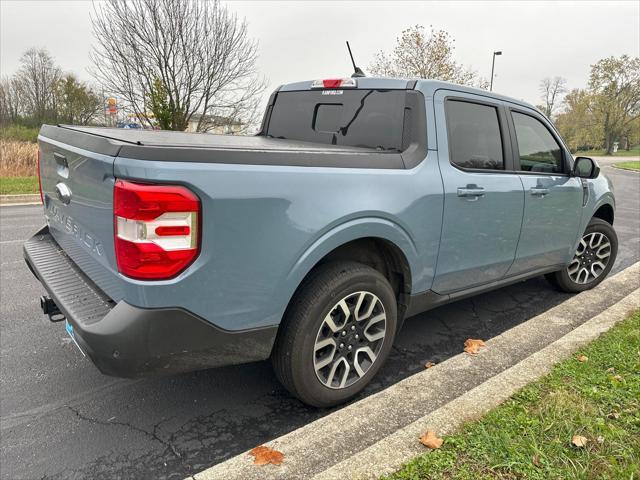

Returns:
279,77,538,112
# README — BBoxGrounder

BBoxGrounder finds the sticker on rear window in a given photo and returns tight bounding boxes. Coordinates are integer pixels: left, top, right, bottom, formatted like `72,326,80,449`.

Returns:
322,90,343,95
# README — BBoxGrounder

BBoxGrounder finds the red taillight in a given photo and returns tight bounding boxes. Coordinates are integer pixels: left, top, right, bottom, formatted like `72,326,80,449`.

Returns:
113,180,200,280
37,149,44,204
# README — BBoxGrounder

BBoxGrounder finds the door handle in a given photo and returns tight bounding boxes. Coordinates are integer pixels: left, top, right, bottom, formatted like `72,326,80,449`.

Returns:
530,187,549,197
457,187,485,198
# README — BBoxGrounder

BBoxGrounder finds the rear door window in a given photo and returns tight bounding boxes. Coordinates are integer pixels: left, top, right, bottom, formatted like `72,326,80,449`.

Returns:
267,90,406,151
511,111,564,173
445,100,504,170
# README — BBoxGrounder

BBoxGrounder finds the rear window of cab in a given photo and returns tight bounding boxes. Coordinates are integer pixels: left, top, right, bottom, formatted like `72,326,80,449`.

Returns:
266,90,407,151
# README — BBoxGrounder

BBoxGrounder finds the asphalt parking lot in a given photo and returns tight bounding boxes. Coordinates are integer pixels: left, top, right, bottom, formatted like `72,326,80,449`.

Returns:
1,162,638,480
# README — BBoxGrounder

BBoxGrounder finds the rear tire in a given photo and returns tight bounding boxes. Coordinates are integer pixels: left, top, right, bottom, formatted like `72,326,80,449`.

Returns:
546,218,617,293
272,261,397,408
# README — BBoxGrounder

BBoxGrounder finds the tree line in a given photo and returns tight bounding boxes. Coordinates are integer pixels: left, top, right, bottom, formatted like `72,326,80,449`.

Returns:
1,0,265,136
0,48,102,129
1,10,637,153
370,26,639,154
552,56,640,154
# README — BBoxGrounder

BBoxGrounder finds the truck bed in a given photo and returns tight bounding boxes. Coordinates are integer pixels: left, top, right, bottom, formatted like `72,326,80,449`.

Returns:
40,125,406,169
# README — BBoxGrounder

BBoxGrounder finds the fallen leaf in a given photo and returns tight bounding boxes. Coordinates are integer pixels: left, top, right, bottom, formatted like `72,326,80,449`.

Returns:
463,339,486,355
607,411,620,419
425,361,436,369
606,367,615,373
612,374,624,382
571,435,588,448
419,430,443,449
532,454,541,468
249,445,284,466
576,355,588,362
597,435,605,444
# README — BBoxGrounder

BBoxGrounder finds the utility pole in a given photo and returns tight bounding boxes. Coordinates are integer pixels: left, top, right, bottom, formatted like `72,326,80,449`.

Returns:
490,51,502,92
102,89,107,126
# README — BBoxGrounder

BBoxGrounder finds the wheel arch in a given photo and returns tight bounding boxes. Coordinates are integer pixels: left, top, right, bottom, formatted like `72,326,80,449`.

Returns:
592,202,614,225
281,218,419,328
317,237,413,313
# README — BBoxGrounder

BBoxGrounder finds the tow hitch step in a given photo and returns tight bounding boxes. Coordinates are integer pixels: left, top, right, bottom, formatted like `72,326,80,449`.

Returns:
40,296,65,322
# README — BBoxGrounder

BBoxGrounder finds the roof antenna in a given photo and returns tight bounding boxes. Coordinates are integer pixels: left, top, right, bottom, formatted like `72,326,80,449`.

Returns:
346,41,366,78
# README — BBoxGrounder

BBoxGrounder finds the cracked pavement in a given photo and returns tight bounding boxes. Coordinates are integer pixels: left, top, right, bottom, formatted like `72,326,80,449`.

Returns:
1,162,638,480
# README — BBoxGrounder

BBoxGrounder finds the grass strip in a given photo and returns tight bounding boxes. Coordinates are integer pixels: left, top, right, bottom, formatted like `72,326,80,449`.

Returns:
615,161,640,172
385,310,640,480
0,176,39,195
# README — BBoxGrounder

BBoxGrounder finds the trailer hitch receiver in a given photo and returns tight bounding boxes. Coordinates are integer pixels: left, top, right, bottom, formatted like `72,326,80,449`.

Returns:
40,295,65,322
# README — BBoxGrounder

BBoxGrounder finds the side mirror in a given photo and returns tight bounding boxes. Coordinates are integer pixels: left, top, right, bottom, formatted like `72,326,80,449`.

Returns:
573,157,600,179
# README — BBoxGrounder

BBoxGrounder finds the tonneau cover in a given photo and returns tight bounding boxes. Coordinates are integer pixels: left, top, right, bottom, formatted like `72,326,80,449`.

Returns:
55,125,383,151
40,125,407,169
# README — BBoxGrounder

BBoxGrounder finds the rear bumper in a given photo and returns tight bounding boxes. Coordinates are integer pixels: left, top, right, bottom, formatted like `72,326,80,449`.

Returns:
23,226,277,378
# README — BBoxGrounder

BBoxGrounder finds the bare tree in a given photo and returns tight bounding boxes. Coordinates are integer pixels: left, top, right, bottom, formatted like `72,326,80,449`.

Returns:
369,25,487,88
195,77,265,134
539,76,567,118
0,76,25,124
2,51,100,127
15,48,62,124
90,0,266,132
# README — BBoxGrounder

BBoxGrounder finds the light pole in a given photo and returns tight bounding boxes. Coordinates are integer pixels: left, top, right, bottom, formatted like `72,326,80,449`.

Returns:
490,51,502,92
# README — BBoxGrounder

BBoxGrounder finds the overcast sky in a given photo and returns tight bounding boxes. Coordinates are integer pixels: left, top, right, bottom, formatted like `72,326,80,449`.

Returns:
1,0,639,107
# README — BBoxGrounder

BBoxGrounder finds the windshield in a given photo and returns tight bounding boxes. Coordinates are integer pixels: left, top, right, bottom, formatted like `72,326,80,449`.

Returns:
266,89,407,151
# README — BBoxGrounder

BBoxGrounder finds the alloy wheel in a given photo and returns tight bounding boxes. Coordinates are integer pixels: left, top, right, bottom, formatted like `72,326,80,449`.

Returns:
313,291,387,389
567,232,612,284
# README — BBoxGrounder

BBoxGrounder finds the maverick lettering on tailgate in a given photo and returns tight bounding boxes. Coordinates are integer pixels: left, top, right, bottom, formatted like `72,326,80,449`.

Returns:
47,203,104,256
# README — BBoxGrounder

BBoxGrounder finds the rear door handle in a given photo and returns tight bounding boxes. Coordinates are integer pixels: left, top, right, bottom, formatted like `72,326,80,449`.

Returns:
530,187,549,196
457,187,485,198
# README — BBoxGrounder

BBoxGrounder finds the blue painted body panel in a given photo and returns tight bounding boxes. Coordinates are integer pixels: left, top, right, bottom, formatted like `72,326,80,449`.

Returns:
38,137,124,300
510,174,583,274
110,153,444,329
37,78,615,335
431,89,525,293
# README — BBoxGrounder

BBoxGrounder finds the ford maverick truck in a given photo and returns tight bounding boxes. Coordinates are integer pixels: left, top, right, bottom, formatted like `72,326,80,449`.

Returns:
25,77,617,407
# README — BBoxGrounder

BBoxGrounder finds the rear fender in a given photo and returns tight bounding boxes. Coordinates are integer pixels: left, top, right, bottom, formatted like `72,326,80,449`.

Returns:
278,217,419,315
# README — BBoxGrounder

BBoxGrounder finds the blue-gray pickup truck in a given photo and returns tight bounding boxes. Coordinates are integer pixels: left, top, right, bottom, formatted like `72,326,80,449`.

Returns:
25,77,617,407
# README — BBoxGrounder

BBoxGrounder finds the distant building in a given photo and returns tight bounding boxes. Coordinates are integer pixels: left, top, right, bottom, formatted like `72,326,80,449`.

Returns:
185,114,244,134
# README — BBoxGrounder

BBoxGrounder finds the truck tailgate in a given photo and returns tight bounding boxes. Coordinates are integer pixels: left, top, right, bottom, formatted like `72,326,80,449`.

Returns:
38,128,123,301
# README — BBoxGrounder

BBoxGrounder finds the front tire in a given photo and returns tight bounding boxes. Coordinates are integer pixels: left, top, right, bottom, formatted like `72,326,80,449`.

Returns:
546,218,618,293
272,261,397,408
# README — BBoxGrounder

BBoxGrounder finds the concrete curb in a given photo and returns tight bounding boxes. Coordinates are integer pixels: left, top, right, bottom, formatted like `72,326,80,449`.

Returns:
192,263,640,480
0,194,40,206
315,287,639,479
611,165,640,173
